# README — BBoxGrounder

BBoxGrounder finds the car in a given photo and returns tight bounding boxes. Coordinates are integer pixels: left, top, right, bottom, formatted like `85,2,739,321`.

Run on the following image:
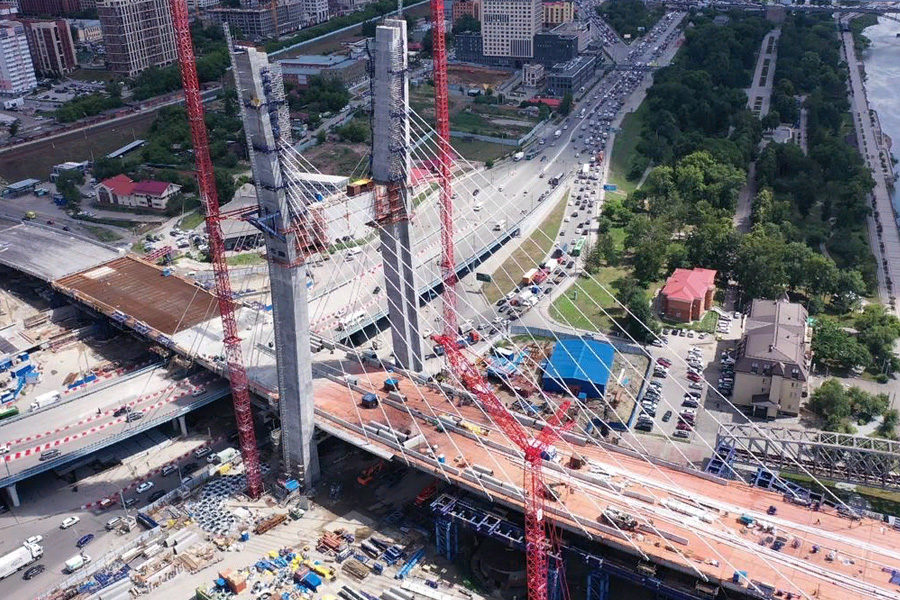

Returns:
62,226,70,231
686,372,702,382
194,447,211,459
689,381,704,390
23,565,44,580
39,448,60,461
25,535,42,545
676,421,692,431
161,464,178,477
123,497,138,508
126,411,144,422
149,489,166,502
181,475,193,486
662,410,673,422
60,516,80,529
113,406,131,417
136,481,154,494
672,430,690,439
76,534,94,548
656,358,672,368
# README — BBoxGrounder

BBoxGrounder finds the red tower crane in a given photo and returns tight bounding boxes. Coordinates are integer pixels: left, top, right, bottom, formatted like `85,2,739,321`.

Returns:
434,335,573,600
168,0,263,498
429,0,458,337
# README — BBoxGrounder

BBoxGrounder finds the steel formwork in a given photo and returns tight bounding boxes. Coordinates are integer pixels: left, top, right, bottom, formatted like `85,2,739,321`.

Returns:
718,423,900,489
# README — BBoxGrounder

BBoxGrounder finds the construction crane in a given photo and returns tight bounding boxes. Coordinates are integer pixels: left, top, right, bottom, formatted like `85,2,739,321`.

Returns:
434,335,572,600
429,0,457,337
168,0,264,497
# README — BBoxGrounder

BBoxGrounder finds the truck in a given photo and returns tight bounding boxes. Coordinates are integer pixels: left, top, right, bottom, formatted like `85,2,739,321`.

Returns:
581,164,590,178
211,447,239,465
0,543,43,580
520,268,538,286
513,151,524,162
64,554,91,573
554,130,561,138
29,390,60,412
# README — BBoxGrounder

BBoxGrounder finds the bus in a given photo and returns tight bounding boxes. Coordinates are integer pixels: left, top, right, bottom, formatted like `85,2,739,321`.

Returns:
337,310,367,331
571,238,586,257
0,406,18,421
548,173,564,187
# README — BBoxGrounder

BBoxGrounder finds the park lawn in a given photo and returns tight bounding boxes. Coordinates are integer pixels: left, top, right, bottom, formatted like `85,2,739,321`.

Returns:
666,309,720,333
178,211,205,231
451,138,511,164
550,265,629,332
607,102,648,196
226,252,266,266
483,191,568,304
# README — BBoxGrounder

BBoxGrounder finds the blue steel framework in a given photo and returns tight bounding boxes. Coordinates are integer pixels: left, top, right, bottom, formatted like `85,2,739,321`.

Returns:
430,493,718,600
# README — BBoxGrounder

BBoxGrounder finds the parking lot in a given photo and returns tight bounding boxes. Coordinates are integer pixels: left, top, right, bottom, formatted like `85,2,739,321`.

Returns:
635,310,747,448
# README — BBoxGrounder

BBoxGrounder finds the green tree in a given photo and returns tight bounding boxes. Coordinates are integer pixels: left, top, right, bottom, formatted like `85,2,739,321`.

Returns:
584,242,603,274
597,231,617,266
808,379,852,431
613,277,660,343
454,14,480,33
559,92,574,116
56,170,84,209
876,409,899,440
812,319,871,371
8,119,19,136
337,120,369,143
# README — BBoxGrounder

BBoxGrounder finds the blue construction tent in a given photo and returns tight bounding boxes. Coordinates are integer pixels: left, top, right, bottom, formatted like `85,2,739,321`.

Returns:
541,339,614,399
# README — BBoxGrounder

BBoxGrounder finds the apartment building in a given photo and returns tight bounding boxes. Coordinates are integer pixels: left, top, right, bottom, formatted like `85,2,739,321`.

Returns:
452,0,481,23
481,0,542,58
18,0,82,16
0,21,36,95
542,0,573,26
21,19,76,77
98,0,177,77
208,0,319,41
732,299,811,418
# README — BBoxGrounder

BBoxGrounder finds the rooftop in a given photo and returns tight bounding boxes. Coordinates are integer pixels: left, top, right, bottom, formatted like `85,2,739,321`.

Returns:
5,178,40,191
542,338,614,386
279,54,360,68
661,267,716,302
550,55,595,76
737,299,808,379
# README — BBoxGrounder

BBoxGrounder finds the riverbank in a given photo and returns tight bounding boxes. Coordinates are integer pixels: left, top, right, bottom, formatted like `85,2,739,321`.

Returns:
861,18,900,209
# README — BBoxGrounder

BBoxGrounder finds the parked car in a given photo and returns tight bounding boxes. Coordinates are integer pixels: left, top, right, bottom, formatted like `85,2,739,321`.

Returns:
125,411,144,423
60,516,80,529
672,430,690,439
76,534,94,548
123,497,138,508
136,481,154,494
662,410,673,422
39,449,60,461
656,358,672,368
194,447,211,459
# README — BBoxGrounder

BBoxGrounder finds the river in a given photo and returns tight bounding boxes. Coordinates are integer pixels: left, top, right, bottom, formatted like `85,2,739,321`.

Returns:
862,18,900,212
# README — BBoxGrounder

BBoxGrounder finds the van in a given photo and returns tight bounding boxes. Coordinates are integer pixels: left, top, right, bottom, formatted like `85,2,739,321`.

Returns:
473,203,482,211
106,517,123,531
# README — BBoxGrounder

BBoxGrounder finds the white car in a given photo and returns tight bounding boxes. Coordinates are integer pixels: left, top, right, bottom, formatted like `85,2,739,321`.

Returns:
136,481,154,494
60,516,80,529
25,535,42,545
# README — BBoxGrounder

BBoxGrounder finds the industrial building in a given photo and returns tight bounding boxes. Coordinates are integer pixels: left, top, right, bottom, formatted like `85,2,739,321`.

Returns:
20,19,77,77
0,20,36,96
659,267,717,323
544,54,596,97
97,0,178,76
541,338,614,398
279,53,367,86
732,299,810,418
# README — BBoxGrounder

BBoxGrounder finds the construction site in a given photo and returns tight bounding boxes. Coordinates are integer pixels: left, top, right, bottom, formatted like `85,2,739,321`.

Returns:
0,2,898,600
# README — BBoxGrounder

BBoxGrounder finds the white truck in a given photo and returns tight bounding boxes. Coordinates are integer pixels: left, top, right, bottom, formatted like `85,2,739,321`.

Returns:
0,543,43,580
581,164,590,178
29,390,60,412
554,129,562,139
65,554,91,573
513,151,524,161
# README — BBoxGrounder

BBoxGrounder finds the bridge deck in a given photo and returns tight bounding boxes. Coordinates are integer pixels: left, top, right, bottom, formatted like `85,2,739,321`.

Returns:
54,255,219,335
0,220,120,281
313,369,900,600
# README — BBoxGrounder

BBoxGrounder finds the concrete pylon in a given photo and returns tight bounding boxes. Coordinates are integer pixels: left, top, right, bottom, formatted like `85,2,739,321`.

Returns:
371,18,424,372
232,46,319,487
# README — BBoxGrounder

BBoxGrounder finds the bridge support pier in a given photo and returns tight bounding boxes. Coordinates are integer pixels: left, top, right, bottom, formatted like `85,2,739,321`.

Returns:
176,415,187,437
5,483,19,508
587,569,609,600
548,563,564,600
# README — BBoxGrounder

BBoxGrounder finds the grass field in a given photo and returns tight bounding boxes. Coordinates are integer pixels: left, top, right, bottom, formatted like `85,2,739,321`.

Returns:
450,139,512,164
178,211,205,231
780,472,900,517
483,191,568,304
226,253,266,266
83,225,123,243
550,266,629,332
666,310,720,333
607,103,648,196
305,143,369,177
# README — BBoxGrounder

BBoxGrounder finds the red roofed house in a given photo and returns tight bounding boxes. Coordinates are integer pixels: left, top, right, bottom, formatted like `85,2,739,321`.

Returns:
96,175,181,211
660,267,717,322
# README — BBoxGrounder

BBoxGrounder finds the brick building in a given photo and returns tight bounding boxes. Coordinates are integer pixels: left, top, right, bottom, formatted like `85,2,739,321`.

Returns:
659,267,717,322
21,19,76,77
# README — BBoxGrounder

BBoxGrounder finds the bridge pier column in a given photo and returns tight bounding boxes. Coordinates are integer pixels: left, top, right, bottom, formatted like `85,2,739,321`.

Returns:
434,516,457,560
176,415,187,437
587,570,609,600
5,483,19,508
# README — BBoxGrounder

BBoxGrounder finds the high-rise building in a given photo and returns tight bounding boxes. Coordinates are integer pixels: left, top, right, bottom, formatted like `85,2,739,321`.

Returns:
0,20,37,95
452,0,480,24
21,19,77,77
481,0,541,58
97,0,177,77
208,0,323,41
302,0,328,24
542,1,573,26
186,0,219,10
18,0,82,16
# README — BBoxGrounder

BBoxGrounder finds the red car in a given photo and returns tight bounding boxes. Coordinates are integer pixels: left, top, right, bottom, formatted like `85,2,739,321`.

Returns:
656,358,672,368
676,421,693,431
686,372,702,382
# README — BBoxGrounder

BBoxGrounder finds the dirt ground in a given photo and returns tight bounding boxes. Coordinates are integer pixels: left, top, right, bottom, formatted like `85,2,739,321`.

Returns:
304,142,370,177
447,65,514,89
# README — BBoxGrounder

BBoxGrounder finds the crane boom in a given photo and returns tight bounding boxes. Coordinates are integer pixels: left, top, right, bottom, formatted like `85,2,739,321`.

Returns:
434,336,572,600
168,0,263,498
